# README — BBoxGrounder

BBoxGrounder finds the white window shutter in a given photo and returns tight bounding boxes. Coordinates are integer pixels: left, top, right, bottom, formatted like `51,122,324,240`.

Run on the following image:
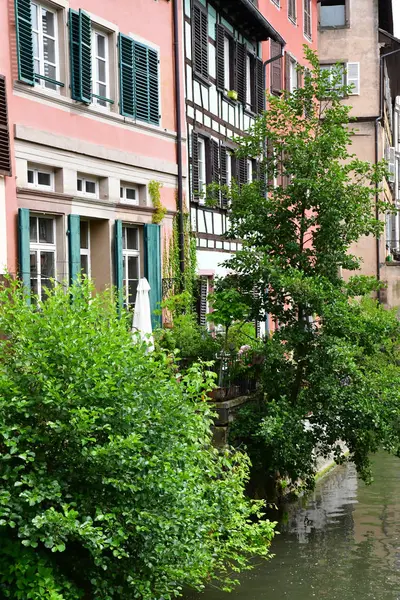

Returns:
347,62,360,95
389,146,396,183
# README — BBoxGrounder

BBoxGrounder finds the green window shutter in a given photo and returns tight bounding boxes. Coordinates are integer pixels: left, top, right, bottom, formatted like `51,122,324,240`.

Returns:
15,0,34,85
69,9,92,103
18,208,31,303
134,42,159,125
119,33,135,117
144,223,161,329
114,220,123,313
68,214,81,286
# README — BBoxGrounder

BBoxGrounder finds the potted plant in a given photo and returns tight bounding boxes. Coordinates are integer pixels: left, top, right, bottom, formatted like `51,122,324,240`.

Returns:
227,89,238,101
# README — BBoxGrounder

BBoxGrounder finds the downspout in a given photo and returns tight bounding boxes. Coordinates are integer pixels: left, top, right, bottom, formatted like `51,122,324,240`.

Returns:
262,46,285,335
375,47,400,301
172,0,185,282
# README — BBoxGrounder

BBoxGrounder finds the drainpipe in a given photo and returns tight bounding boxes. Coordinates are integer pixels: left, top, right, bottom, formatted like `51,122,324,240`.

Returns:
375,47,400,301
262,46,285,335
172,0,185,283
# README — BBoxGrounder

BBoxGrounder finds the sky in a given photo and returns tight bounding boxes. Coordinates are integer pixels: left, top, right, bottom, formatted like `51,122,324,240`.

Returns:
394,0,400,37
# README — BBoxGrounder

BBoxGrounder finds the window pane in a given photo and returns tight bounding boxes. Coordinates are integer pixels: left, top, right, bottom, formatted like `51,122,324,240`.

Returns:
30,277,38,297
38,172,51,186
31,4,38,30
34,59,40,75
30,217,37,242
126,227,138,250
98,59,106,82
80,221,89,249
43,37,55,63
77,179,83,192
42,9,55,37
128,280,138,306
44,64,57,89
41,278,54,297
85,181,96,194
128,255,139,279
122,227,127,250
97,34,106,59
126,188,136,200
98,83,107,98
33,32,39,60
40,251,55,278
38,218,54,244
81,254,89,276
120,187,124,198
28,170,34,184
30,251,37,275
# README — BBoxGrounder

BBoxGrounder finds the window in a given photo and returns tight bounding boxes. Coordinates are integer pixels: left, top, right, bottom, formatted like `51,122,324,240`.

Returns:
119,35,160,125
271,41,283,94
29,215,56,300
77,176,98,197
320,63,353,96
122,225,140,306
226,152,232,186
247,159,254,183
31,2,60,90
288,0,296,22
198,137,206,200
27,165,54,190
120,184,139,206
320,0,346,27
224,36,232,90
290,58,298,93
304,0,312,39
193,3,208,80
80,220,90,277
92,29,109,108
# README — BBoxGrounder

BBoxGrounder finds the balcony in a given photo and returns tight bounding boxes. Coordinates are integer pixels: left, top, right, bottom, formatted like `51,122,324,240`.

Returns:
212,0,285,43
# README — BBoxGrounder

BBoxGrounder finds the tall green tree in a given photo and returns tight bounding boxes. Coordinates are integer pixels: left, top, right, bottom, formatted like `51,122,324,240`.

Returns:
217,48,400,488
0,279,275,600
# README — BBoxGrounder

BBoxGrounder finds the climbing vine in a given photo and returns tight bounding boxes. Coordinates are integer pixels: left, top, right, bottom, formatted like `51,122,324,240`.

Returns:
163,194,197,305
149,180,167,224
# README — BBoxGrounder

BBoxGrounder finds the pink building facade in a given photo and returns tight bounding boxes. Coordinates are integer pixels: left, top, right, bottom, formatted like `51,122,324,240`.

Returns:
0,0,184,324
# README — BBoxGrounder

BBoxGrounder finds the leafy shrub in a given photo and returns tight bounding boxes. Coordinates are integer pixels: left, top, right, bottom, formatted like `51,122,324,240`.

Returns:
0,279,275,599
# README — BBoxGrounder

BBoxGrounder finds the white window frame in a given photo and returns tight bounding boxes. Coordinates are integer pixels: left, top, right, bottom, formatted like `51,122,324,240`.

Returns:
120,184,139,206
77,176,99,198
226,152,232,187
247,159,253,183
198,138,206,202
80,220,91,278
290,58,298,93
122,225,141,307
31,2,60,92
288,0,297,23
246,54,252,107
27,165,54,190
29,215,56,301
320,63,346,94
224,35,231,91
91,28,110,109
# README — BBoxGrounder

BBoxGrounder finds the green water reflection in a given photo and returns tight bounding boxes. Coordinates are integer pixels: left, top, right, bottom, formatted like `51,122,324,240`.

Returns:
188,452,400,600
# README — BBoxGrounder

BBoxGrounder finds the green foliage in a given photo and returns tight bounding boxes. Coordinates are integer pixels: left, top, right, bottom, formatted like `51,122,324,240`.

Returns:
163,199,197,301
0,279,275,599
0,537,81,599
149,180,167,224
216,48,400,489
156,292,222,367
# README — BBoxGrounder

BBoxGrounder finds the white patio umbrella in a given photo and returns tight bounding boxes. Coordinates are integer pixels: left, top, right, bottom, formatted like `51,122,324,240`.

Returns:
132,277,154,351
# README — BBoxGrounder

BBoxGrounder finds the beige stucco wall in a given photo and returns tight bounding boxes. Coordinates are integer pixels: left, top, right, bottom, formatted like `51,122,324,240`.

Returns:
318,0,380,118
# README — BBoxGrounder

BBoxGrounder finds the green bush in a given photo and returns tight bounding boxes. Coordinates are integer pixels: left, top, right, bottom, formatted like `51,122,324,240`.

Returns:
0,279,275,599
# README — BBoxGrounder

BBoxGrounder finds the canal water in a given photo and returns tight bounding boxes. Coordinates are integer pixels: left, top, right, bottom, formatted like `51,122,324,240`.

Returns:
189,452,400,600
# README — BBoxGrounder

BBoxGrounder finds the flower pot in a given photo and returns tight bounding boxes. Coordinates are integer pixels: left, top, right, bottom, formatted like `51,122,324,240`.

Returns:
227,90,238,101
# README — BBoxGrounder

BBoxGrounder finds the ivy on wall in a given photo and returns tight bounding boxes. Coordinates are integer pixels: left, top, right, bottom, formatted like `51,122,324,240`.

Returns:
149,180,167,224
